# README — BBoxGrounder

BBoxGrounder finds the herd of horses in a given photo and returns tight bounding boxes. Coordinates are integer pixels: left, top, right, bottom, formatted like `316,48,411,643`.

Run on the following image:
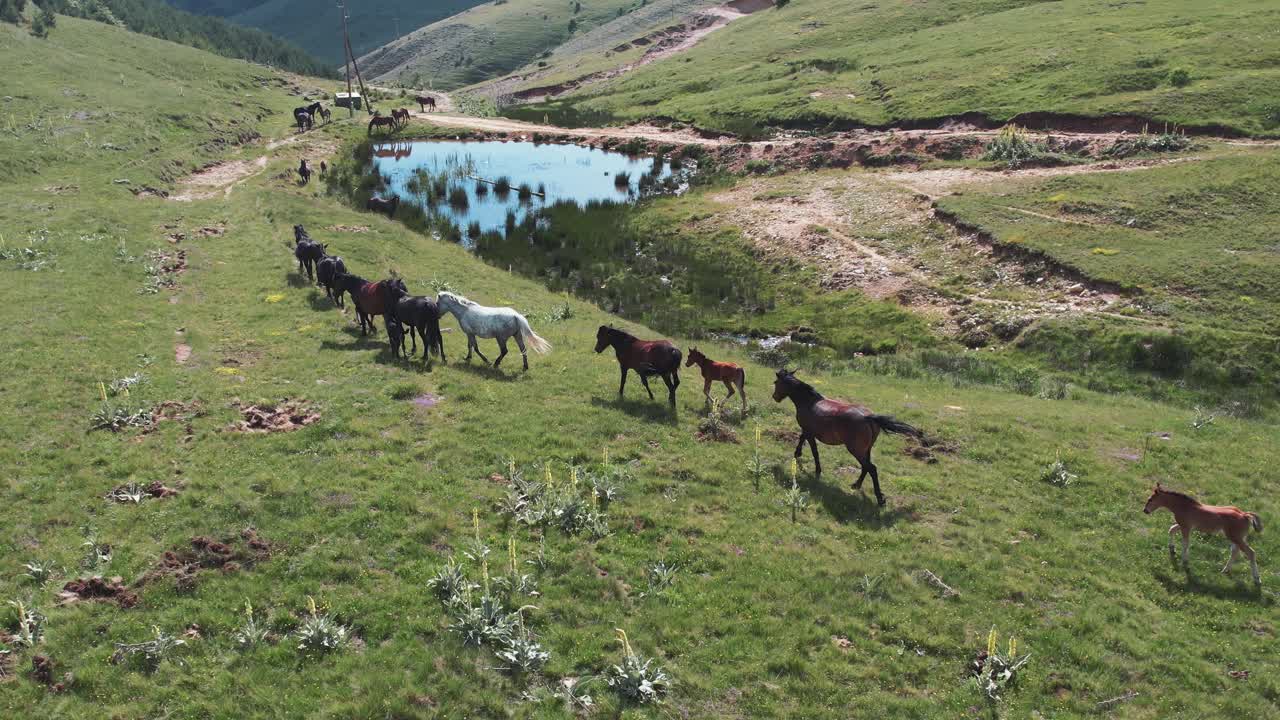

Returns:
293,102,330,131
370,108,413,135
293,94,439,136
277,118,1266,582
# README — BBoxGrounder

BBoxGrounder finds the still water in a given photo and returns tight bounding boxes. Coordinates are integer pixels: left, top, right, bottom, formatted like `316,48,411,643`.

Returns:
370,139,676,237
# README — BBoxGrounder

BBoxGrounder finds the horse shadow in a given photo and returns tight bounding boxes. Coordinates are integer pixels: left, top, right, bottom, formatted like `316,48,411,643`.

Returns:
285,271,311,288
372,352,436,372
306,292,338,312
589,395,678,425
771,464,915,528
1154,568,1267,603
318,328,380,352
450,359,519,383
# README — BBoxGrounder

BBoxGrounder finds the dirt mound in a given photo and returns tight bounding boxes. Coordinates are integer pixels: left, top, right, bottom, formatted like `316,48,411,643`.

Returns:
227,399,320,433
59,577,139,608
143,529,273,592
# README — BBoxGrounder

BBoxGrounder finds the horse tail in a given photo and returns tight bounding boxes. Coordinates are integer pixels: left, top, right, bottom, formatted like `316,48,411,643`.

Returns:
736,366,746,386
1247,512,1262,533
518,315,552,354
870,414,924,439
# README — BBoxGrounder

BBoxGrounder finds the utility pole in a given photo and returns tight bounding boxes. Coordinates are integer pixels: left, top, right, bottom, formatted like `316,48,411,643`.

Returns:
337,0,373,115
394,16,401,42
338,0,354,118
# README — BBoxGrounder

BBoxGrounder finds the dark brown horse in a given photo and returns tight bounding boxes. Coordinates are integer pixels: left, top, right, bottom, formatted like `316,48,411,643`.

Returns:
367,195,399,217
292,224,326,281
333,275,405,336
415,95,436,112
594,325,681,405
772,369,923,506
391,108,411,127
368,114,397,135
298,159,312,185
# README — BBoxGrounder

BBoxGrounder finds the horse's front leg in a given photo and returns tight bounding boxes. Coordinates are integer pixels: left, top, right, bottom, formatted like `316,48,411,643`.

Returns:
472,336,491,365
464,334,474,361
794,434,806,459
514,332,528,371
702,378,713,405
807,436,822,477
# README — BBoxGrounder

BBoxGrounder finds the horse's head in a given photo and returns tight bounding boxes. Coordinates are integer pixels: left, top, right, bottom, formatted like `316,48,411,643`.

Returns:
772,368,798,402
1143,483,1166,514
686,347,703,367
594,325,613,354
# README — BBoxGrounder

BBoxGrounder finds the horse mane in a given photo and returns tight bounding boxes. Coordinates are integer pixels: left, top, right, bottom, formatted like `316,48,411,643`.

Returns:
442,292,476,307
1158,487,1201,505
781,372,824,402
603,325,636,342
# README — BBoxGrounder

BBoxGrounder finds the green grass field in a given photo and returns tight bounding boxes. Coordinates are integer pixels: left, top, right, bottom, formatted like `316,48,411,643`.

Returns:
513,0,1280,136
2,15,1279,720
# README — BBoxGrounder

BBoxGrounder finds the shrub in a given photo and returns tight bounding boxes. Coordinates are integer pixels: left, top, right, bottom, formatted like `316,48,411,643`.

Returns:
1168,68,1191,87
448,186,469,209
294,597,350,656
607,629,670,704
111,626,185,672
517,183,533,200
983,125,1045,168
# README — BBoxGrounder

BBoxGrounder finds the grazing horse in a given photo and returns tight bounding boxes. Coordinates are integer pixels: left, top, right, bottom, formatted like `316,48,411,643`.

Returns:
292,225,326,281
391,108,411,127
771,368,923,506
368,113,397,135
367,195,399,217
1144,484,1263,586
436,291,550,371
416,95,436,112
686,347,746,412
594,325,681,406
316,255,347,306
298,159,312,185
384,283,446,363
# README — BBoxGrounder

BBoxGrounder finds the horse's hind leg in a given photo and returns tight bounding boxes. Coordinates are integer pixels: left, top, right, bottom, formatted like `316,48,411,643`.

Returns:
493,337,509,369
807,435,822,477
639,374,655,401
661,372,677,406
1223,544,1239,574
514,332,528,371
1239,540,1260,586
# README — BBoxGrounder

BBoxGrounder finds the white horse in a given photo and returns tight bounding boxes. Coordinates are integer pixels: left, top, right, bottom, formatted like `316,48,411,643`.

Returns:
435,291,551,370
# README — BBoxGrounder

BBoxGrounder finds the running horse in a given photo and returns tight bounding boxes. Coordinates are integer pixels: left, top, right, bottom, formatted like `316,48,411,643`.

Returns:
292,224,326,281
332,274,406,336
415,95,437,113
686,347,746,412
1144,484,1263,587
297,159,312,185
436,291,550,370
594,326,681,406
772,368,924,506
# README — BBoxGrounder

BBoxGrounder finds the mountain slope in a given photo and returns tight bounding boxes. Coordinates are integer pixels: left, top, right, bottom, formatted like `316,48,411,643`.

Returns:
509,0,1280,136
357,0,645,89
165,0,487,65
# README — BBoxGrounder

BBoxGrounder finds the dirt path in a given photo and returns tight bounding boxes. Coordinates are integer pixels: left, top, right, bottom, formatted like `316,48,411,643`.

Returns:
169,129,340,201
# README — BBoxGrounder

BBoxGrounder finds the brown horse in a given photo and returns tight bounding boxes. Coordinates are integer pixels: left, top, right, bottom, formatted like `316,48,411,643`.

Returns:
368,114,397,135
686,347,746,412
366,195,399,217
1144,484,1262,586
594,326,681,406
416,95,437,112
772,369,923,506
391,108,411,127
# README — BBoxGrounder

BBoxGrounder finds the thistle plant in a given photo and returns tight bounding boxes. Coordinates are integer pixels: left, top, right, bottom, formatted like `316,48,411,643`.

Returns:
106,483,147,504
23,561,53,584
745,424,768,492
111,626,185,672
80,528,112,570
641,562,678,598
1191,406,1216,430
233,599,270,648
971,627,1031,702
427,556,476,607
606,629,670,704
464,508,491,563
781,458,809,523
7,601,46,648
493,612,549,675
1040,452,1077,487
294,596,349,656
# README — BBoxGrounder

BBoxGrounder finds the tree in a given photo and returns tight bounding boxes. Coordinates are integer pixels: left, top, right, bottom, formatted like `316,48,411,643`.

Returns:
0,0,29,24
32,5,55,36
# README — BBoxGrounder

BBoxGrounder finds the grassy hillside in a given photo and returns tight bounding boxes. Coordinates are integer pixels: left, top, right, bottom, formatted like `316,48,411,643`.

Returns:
2,15,1279,720
514,0,1280,135
358,0,649,89
168,0,487,65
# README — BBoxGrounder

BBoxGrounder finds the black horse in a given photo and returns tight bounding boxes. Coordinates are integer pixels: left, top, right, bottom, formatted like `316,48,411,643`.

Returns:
593,325,681,406
298,159,312,185
292,225,326,281
384,282,445,364
385,314,406,359
316,255,347,306
367,195,399,217
293,102,321,130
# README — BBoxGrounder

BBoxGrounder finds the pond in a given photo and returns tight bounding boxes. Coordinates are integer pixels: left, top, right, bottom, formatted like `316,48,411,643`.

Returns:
370,139,680,239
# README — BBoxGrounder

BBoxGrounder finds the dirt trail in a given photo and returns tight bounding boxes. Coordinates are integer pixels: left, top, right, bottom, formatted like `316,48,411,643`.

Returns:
169,129,339,201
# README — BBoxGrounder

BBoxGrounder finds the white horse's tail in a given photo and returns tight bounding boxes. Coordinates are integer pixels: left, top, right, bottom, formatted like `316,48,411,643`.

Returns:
518,315,551,354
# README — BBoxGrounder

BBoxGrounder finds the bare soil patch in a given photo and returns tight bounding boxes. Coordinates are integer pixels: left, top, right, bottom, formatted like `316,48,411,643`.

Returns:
327,224,370,233
58,576,139,608
175,344,192,364
170,157,268,201
140,529,274,592
228,399,320,433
